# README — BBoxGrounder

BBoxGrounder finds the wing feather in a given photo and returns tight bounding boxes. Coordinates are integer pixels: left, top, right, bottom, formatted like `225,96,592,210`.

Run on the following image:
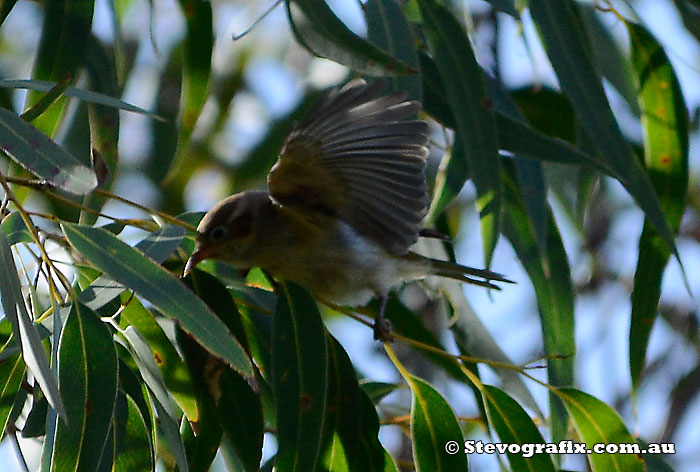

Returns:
268,79,430,254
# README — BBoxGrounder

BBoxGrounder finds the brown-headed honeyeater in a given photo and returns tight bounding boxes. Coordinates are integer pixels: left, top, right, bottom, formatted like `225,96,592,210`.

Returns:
184,79,512,340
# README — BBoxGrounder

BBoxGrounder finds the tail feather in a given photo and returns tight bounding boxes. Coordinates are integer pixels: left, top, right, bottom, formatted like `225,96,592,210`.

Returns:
428,258,514,289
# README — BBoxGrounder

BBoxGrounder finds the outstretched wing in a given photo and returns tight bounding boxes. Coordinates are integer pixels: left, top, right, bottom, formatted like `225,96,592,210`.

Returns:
267,79,429,255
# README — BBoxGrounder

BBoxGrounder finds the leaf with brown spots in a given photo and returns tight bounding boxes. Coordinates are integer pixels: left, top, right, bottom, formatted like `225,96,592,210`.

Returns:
627,21,689,390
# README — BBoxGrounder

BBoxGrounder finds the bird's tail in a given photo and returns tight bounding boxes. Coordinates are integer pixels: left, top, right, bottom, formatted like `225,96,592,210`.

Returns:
427,257,514,290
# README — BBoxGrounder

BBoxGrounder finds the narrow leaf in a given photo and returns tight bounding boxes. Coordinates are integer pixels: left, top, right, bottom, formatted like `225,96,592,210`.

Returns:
0,107,97,194
1,212,33,245
365,0,422,101
408,376,469,471
556,388,645,472
20,75,72,122
62,223,254,378
153,395,189,472
428,137,469,221
0,353,25,441
628,22,689,388
502,162,574,444
78,224,185,311
184,270,263,472
161,0,213,186
120,297,199,422
324,335,385,471
272,282,329,472
113,393,155,472
52,303,118,471
287,0,415,76
528,0,680,265
122,326,178,422
0,79,159,118
361,382,398,404
0,0,17,26
0,231,66,420
29,0,95,134
418,0,502,264
482,385,556,472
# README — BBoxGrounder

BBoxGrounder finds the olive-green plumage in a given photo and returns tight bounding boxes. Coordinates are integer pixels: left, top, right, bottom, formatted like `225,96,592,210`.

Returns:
185,79,511,339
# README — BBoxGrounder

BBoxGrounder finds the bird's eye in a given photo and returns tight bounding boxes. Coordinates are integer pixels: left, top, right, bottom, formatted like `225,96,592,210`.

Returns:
210,225,227,241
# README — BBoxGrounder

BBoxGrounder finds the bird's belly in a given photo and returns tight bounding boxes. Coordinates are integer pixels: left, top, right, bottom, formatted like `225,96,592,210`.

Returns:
268,221,414,306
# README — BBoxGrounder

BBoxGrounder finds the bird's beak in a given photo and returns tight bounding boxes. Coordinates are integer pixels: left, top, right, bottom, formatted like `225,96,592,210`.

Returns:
183,247,208,277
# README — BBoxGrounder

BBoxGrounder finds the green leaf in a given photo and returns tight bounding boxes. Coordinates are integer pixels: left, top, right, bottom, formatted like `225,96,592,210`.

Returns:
673,0,700,44
482,385,556,472
52,303,118,471
0,352,25,441
121,325,188,472
485,78,549,255
447,294,542,417
29,0,95,134
511,87,577,142
181,408,222,472
408,376,469,471
22,391,48,438
80,35,123,223
361,381,399,404
365,0,422,102
113,393,155,472
418,0,502,265
555,388,645,472
119,297,199,423
324,335,385,471
627,22,688,389
383,449,399,472
122,326,178,423
427,137,469,221
485,0,518,16
78,224,185,311
0,79,160,118
421,53,608,174
272,282,329,472
0,231,66,421
184,270,263,472
287,0,416,76
0,107,98,195
502,162,574,445
161,0,213,187
579,6,639,115
1,212,33,245
153,394,189,472
528,1,680,266
62,223,254,378
0,0,17,26
20,76,72,123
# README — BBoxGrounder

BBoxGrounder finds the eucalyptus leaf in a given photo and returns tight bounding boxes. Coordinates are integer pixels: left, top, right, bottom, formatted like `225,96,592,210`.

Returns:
0,107,97,195
62,223,254,378
0,231,66,421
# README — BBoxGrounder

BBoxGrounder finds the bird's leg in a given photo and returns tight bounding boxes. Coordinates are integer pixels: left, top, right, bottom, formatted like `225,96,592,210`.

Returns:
373,294,392,341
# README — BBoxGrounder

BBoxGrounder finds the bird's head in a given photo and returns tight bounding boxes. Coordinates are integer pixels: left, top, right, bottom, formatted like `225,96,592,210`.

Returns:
183,191,270,276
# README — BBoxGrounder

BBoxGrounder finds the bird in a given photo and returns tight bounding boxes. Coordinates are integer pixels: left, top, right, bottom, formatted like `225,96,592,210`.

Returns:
183,79,512,340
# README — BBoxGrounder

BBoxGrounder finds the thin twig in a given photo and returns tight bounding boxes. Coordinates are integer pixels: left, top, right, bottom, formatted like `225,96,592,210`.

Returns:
0,171,76,300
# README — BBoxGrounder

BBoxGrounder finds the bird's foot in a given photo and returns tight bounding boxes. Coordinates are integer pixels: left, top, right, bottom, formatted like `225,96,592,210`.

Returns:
373,294,392,341
373,317,392,342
